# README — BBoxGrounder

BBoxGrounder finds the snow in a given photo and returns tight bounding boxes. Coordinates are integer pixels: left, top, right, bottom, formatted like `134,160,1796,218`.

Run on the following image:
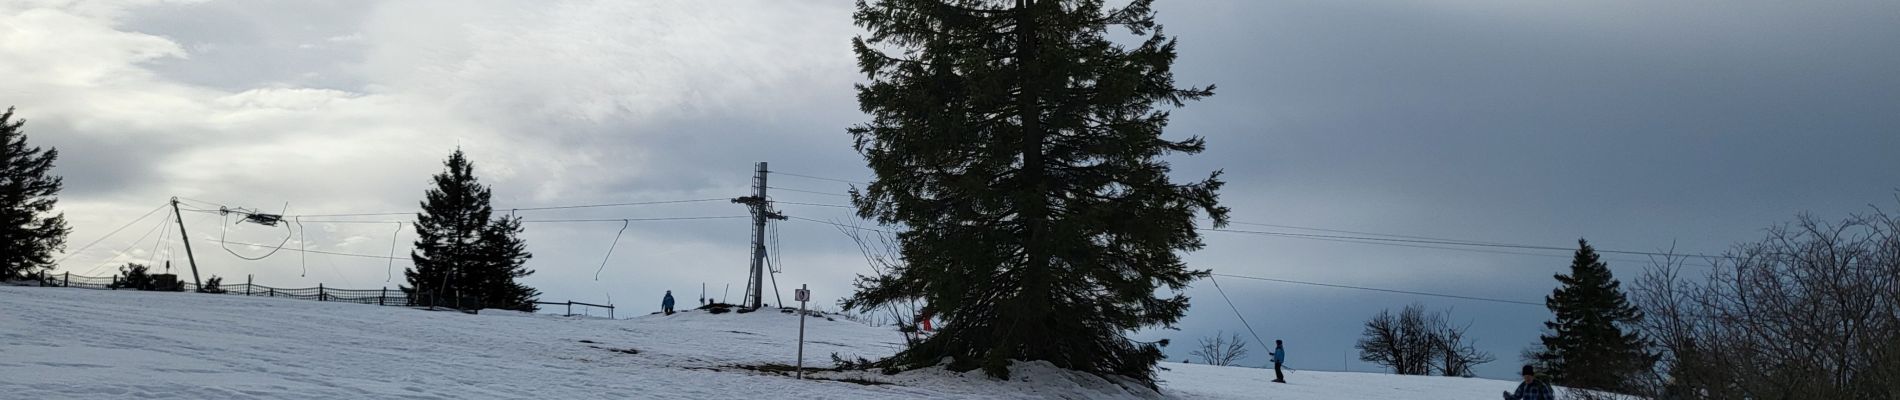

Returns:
2,285,1567,399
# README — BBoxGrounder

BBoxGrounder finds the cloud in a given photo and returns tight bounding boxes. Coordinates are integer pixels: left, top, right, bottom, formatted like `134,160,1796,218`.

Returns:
6,0,1897,380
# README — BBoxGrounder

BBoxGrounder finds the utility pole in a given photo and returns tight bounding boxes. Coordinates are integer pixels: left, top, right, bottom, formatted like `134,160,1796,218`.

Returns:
731,162,785,311
170,197,204,290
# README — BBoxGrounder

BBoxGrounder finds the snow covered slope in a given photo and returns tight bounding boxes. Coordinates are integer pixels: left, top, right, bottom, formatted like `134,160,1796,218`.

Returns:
2,285,1545,399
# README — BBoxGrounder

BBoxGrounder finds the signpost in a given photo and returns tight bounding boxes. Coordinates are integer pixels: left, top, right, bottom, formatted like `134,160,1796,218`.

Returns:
795,284,811,379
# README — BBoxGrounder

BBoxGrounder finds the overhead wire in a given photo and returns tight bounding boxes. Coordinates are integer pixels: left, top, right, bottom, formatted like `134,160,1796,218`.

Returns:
1210,272,1544,307
55,202,170,266
770,171,868,185
148,207,173,271
285,198,730,218
507,198,729,212
518,216,750,223
785,215,895,234
1224,220,1517,246
768,186,852,198
1203,227,1722,267
81,212,171,277
218,210,294,261
774,201,855,209
196,237,408,261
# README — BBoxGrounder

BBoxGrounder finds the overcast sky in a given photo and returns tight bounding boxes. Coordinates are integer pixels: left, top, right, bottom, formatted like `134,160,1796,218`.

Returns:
5,0,1897,379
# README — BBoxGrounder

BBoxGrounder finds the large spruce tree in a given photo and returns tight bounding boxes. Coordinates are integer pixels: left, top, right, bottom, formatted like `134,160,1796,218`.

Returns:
0,107,70,279
842,0,1227,386
475,214,538,311
402,149,537,311
1533,239,1656,393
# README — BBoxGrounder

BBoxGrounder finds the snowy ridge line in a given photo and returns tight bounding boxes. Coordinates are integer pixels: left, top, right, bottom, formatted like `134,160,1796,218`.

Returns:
3,284,1579,399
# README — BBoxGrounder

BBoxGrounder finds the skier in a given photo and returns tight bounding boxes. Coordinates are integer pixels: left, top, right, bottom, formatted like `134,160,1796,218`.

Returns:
1502,365,1555,400
1271,340,1287,383
661,290,676,315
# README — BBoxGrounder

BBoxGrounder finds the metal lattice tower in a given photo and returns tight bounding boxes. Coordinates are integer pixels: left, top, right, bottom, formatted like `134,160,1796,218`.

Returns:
731,162,785,310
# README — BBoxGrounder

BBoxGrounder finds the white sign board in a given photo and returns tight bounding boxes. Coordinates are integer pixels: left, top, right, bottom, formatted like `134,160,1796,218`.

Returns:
795,288,810,302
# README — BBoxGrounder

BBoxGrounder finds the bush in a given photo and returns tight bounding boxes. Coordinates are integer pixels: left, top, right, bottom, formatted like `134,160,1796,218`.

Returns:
200,276,226,294
109,264,183,291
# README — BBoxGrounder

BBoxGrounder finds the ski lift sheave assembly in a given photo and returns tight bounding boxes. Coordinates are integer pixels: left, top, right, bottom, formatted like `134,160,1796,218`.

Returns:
223,205,286,227
216,203,295,261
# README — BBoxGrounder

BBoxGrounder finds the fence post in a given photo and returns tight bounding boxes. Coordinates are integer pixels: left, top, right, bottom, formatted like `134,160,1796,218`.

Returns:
380,287,387,306
319,283,326,302
246,274,252,296
63,272,69,287
112,274,119,290
269,287,275,297
567,302,573,316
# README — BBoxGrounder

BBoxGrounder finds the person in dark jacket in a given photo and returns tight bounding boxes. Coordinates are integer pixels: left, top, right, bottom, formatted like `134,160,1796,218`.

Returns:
1271,340,1287,383
662,291,676,315
1503,365,1555,400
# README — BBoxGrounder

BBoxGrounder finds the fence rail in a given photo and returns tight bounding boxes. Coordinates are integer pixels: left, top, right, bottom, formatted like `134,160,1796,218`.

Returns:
11,271,483,313
534,300,616,319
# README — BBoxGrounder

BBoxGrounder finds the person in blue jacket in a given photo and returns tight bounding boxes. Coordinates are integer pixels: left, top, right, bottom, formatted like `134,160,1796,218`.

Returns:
661,290,676,315
1503,365,1555,400
1271,340,1287,383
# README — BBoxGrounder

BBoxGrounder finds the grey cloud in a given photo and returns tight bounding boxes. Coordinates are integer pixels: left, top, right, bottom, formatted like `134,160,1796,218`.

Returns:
11,0,1898,380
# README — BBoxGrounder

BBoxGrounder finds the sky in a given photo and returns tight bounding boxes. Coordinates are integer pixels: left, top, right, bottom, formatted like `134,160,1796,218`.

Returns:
4,0,1898,380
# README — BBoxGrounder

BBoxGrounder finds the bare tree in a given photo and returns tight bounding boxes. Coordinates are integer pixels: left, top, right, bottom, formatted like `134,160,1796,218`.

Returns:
1431,310,1495,377
1358,303,1440,375
1632,204,1900,399
1190,331,1251,366
1359,303,1496,376
835,219,927,347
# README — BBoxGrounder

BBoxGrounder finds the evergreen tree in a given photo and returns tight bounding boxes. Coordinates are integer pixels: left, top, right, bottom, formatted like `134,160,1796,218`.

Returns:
475,214,538,311
0,107,70,279
1532,239,1656,393
842,0,1227,386
402,149,536,310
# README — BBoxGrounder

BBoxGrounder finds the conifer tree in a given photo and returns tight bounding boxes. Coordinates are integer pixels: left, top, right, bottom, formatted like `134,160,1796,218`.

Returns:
1532,239,1656,393
475,214,538,311
402,149,536,310
842,0,1227,386
0,107,70,279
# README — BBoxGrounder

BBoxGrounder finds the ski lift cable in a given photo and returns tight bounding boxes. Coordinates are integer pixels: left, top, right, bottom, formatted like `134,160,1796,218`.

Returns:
775,201,855,209
148,208,173,271
80,213,171,277
296,216,308,277
198,237,407,260
286,198,732,218
593,219,630,281
785,215,896,234
767,186,852,198
55,202,170,266
1209,272,1544,307
509,198,729,212
386,222,402,282
520,216,751,223
1207,273,1271,355
219,210,294,261
770,171,869,186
